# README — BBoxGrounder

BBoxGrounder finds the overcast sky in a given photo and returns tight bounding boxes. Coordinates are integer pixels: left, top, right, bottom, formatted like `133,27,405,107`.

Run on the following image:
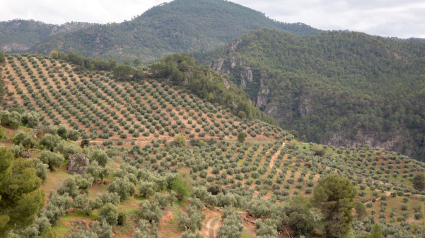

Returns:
1,0,424,38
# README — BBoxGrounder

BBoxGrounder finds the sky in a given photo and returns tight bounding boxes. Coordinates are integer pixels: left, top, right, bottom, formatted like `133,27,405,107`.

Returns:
0,0,424,38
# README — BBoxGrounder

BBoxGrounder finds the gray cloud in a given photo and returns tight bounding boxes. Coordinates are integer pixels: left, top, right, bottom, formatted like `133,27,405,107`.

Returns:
0,0,423,38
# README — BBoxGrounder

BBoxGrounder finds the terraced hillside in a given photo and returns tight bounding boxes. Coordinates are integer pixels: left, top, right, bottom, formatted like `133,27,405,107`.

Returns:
1,54,284,148
1,54,425,238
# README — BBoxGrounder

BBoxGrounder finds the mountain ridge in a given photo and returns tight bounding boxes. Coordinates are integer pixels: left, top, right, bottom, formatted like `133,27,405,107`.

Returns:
195,28,425,160
0,19,94,53
26,0,322,63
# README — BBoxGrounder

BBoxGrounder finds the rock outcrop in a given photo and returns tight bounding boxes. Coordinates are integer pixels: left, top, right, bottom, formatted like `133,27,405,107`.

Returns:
68,153,89,175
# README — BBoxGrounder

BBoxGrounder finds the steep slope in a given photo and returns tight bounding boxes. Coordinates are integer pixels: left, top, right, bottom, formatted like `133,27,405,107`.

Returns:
27,0,322,63
0,19,92,53
1,53,284,144
198,29,425,160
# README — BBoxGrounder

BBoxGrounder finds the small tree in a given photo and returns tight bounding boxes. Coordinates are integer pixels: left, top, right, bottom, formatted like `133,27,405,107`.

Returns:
87,161,110,182
370,223,383,238
237,132,246,143
80,139,90,148
99,203,119,226
139,181,157,198
311,143,326,156
174,134,186,148
178,205,205,232
12,130,37,149
73,194,89,209
57,124,68,140
133,219,158,238
39,133,62,151
21,111,40,128
67,129,80,141
50,50,59,59
37,150,65,169
413,174,425,191
354,202,367,221
171,175,190,201
107,177,136,200
133,58,141,67
140,200,162,223
87,149,109,167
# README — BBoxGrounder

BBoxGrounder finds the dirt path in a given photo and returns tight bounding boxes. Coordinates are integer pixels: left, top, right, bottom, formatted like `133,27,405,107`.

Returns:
201,208,222,238
269,142,285,169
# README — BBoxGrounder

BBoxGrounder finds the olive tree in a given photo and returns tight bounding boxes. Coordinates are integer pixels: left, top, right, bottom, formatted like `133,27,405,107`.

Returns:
107,177,136,200
39,133,62,151
132,219,158,238
98,203,119,226
140,200,162,223
138,181,158,198
178,205,205,232
12,130,37,149
21,111,40,128
0,110,22,129
85,148,109,167
87,161,110,182
57,124,68,140
37,150,65,169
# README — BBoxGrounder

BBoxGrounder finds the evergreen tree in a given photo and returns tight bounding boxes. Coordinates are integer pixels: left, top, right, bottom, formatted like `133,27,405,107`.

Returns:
413,174,425,191
312,174,357,238
0,148,45,237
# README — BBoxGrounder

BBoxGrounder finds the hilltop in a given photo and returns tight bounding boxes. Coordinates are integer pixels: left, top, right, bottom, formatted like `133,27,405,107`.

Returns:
1,52,425,238
194,28,425,161
26,0,322,63
0,19,93,53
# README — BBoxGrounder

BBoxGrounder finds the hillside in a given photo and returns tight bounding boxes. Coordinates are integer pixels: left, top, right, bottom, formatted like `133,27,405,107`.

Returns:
27,0,322,64
0,19,93,53
1,53,283,145
196,29,425,161
1,53,425,238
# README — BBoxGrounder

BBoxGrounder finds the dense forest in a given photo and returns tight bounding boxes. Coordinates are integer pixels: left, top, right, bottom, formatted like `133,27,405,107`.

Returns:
0,20,92,53
27,0,322,64
194,29,425,160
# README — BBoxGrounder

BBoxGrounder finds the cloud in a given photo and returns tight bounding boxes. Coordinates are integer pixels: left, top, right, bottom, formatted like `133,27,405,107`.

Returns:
231,0,425,38
0,0,423,38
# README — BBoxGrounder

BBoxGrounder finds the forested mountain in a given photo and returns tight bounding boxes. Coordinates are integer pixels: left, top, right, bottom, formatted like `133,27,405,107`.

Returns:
196,29,425,160
0,19,93,53
27,0,322,63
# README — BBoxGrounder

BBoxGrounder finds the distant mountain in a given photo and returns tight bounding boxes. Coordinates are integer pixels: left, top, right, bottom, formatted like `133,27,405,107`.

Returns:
196,28,425,160
0,19,93,53
27,0,322,63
